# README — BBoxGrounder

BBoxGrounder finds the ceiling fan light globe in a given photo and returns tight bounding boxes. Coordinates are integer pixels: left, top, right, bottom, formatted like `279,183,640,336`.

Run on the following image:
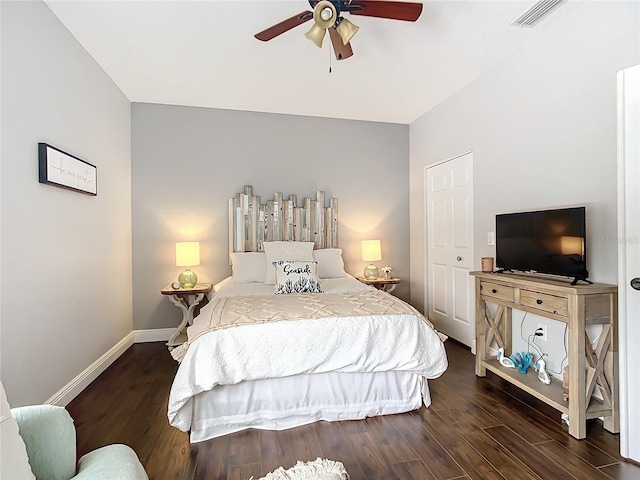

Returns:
304,24,326,48
336,18,359,45
313,0,337,29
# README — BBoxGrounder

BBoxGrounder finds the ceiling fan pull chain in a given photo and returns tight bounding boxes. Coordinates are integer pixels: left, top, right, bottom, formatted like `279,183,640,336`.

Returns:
328,42,332,73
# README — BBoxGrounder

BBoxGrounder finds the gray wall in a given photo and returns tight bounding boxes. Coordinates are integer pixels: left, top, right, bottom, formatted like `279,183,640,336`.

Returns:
0,1,132,405
132,104,409,330
409,1,639,370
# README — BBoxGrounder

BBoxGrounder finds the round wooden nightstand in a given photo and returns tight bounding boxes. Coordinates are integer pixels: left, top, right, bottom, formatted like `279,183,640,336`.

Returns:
161,283,212,348
356,276,400,293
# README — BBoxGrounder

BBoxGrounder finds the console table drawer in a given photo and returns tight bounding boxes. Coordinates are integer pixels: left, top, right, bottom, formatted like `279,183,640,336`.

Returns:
520,289,569,316
480,281,515,302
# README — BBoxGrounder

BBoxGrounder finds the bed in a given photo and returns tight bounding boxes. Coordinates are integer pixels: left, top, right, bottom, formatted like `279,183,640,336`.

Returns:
167,187,448,443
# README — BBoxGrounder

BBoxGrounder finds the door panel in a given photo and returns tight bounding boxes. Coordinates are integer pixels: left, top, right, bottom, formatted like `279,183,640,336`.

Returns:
453,195,471,250
431,263,448,316
431,200,447,248
431,174,447,192
453,266,471,324
452,167,470,187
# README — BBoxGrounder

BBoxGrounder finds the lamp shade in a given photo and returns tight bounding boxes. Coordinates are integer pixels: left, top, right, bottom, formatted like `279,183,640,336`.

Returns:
176,242,200,267
304,24,327,48
361,240,381,262
336,18,359,45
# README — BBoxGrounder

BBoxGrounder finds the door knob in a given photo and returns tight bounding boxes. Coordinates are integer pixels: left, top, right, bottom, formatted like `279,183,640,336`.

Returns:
456,256,462,261
631,277,640,291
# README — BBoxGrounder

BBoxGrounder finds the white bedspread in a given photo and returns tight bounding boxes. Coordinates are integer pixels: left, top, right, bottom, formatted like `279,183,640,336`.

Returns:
168,277,448,432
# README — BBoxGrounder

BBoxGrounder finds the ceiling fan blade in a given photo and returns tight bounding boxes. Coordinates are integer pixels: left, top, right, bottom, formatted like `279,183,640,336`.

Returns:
255,11,314,41
348,1,423,22
328,27,353,61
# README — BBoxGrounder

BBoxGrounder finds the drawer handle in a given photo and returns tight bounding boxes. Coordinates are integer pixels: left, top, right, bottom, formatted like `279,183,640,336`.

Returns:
492,289,497,294
536,299,543,305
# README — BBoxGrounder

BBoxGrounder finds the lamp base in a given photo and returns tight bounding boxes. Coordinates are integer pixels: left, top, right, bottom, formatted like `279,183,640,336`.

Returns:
178,268,197,289
364,264,379,281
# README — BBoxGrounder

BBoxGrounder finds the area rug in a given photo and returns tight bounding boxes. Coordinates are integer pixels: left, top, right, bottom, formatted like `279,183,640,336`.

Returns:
250,457,349,480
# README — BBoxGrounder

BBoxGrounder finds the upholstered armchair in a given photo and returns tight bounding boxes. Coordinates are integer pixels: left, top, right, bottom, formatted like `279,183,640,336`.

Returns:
1,383,148,480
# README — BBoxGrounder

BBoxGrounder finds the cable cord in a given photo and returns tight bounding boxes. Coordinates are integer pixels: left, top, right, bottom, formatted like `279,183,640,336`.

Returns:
518,311,570,376
528,334,545,359
547,323,569,375
519,311,528,345
520,311,548,361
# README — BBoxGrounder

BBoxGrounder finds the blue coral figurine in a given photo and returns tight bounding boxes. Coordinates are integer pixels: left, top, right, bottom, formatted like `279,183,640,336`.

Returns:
509,352,534,374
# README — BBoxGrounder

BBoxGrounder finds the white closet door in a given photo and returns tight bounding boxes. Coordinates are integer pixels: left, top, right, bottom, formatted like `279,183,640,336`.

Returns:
617,64,640,462
426,152,475,348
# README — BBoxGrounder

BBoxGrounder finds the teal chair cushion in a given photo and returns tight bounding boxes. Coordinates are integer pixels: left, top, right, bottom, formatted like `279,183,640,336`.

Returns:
11,404,148,480
75,444,149,480
11,405,76,480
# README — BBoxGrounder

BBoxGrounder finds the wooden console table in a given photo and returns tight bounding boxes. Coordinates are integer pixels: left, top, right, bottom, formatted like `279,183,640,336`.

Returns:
471,271,618,439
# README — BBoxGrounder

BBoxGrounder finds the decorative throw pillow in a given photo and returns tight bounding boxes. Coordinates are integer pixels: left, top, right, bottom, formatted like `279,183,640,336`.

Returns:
230,252,267,283
312,248,347,278
273,261,323,294
263,241,315,284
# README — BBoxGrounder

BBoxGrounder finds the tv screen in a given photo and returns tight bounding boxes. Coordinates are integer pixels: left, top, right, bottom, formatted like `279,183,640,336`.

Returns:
495,207,588,282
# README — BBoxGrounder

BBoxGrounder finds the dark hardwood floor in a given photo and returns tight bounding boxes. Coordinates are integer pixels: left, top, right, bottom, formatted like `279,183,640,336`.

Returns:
66,340,640,480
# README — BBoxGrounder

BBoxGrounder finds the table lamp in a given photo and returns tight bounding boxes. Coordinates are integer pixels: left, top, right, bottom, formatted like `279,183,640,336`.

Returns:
361,240,381,280
176,242,200,288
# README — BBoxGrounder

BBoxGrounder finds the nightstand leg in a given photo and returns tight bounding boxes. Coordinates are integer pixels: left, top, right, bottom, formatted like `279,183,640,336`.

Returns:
167,293,205,347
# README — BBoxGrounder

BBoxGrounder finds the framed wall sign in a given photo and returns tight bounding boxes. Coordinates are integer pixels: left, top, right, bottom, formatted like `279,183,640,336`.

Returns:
38,143,97,196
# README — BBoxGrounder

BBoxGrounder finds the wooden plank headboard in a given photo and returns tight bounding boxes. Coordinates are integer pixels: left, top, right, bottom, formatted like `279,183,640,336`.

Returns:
229,185,338,255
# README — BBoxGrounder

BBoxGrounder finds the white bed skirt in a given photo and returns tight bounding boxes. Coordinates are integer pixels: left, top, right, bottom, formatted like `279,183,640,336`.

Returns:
188,370,429,442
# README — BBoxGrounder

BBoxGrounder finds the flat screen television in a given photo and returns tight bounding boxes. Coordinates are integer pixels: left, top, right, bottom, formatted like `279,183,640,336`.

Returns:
495,207,589,284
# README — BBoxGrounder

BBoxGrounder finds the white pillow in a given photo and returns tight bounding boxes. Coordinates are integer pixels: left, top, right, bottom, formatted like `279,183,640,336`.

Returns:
263,241,314,284
313,248,346,278
273,261,323,294
230,252,267,283
0,382,36,480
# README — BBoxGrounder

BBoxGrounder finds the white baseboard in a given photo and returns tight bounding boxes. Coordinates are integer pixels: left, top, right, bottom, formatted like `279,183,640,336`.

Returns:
46,332,135,406
133,328,173,343
45,328,174,407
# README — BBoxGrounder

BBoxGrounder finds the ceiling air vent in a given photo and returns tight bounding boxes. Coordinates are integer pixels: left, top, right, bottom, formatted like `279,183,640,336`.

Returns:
511,0,566,27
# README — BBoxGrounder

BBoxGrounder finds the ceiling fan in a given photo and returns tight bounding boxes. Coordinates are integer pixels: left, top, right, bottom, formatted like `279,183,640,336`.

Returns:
254,0,423,61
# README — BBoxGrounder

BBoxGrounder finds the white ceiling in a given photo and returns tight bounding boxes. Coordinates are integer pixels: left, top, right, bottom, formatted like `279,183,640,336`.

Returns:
44,0,578,124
